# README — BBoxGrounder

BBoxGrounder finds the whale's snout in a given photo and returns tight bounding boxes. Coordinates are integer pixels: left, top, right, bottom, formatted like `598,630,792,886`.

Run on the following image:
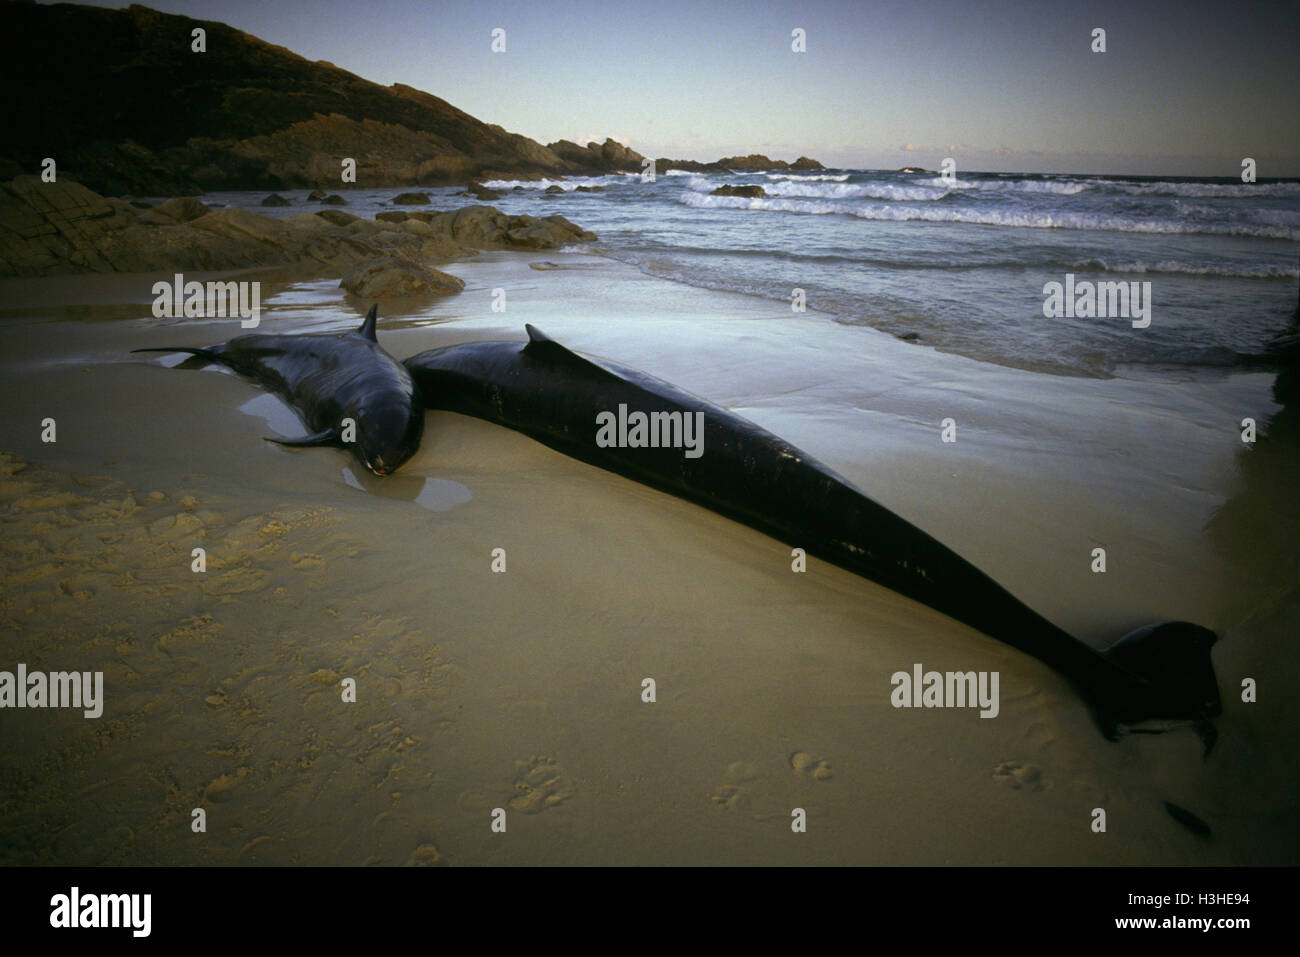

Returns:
361,446,406,476
355,397,424,477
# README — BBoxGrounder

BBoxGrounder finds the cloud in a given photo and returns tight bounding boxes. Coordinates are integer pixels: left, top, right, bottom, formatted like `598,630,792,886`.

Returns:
895,142,1007,157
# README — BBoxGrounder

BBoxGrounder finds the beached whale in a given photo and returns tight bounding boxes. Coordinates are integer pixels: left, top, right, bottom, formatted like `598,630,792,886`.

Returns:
404,325,1222,748
134,305,423,475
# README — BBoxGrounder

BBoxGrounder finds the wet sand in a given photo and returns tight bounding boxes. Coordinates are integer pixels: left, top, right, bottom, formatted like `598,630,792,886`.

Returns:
0,252,1295,865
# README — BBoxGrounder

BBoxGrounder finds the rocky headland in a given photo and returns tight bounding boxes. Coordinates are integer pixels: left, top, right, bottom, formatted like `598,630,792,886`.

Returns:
0,3,823,196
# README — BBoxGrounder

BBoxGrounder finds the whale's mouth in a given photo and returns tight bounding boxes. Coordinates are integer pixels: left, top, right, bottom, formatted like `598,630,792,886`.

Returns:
365,450,410,476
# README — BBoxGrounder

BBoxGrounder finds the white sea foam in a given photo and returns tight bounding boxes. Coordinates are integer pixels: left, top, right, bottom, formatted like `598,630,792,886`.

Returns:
765,173,852,182
914,177,979,190
687,177,948,202
677,191,1300,238
1170,204,1300,229
480,174,625,191
1071,258,1300,279
1107,180,1300,198
903,176,1300,198
764,181,949,201
914,177,1088,195
984,179,1089,195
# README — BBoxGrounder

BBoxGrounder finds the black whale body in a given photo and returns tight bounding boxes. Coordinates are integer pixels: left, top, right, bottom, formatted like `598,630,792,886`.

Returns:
405,325,1222,745
135,305,423,475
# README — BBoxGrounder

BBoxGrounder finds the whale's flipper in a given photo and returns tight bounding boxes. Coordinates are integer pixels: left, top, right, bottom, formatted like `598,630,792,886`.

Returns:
521,325,620,382
1164,801,1212,837
132,346,219,360
265,429,341,448
1095,620,1222,754
357,304,379,342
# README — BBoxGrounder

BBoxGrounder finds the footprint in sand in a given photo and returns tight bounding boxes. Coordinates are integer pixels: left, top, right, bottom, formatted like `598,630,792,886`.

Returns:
404,843,446,866
203,767,251,803
992,760,1046,792
710,760,760,811
156,613,219,654
790,751,833,781
507,756,573,814
710,784,747,811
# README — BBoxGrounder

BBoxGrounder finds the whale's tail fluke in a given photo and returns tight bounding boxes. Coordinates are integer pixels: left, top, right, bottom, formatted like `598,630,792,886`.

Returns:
1094,620,1222,754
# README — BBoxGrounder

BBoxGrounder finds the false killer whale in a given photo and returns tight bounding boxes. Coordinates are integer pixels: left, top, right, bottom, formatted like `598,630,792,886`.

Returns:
404,325,1222,749
134,304,423,475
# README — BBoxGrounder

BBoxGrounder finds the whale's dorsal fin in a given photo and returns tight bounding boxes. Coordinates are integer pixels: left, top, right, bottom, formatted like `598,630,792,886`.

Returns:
522,324,619,381
523,324,562,351
357,304,379,342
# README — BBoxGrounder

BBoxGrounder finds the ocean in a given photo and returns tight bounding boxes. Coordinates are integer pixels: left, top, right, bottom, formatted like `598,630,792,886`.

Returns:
201,168,1300,379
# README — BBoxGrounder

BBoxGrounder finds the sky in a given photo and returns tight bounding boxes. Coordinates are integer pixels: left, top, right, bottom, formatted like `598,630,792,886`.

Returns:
71,0,1300,175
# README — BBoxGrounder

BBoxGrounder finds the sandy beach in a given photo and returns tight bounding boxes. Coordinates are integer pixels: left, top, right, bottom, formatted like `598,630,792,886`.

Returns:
1,250,1294,866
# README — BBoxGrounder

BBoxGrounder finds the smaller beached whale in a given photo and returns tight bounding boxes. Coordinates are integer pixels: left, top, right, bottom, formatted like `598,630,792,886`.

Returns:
134,304,423,475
